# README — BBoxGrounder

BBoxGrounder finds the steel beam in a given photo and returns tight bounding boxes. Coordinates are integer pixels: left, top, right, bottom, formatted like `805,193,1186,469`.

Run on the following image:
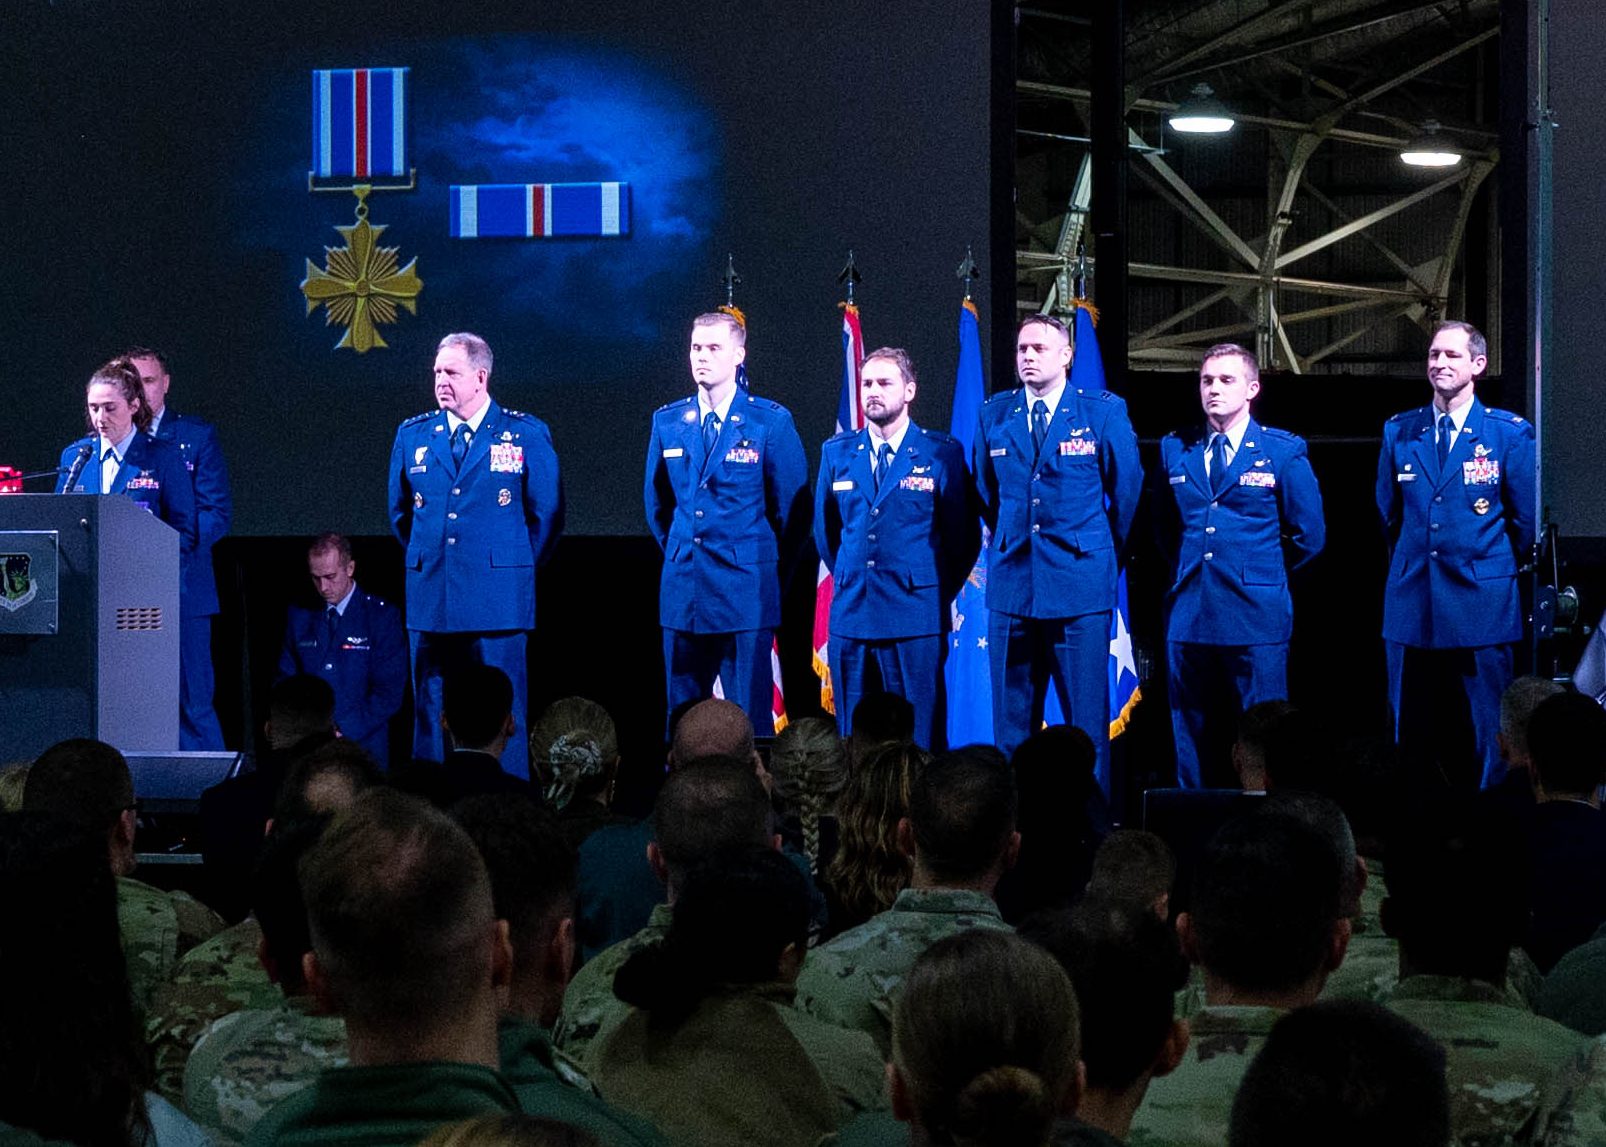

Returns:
1275,169,1468,269
1131,127,1262,269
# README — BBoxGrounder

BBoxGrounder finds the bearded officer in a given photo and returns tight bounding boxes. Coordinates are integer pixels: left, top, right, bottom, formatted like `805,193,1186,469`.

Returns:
814,347,978,748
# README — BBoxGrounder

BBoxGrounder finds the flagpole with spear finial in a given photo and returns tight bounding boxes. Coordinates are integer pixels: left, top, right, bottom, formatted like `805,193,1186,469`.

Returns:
716,253,749,390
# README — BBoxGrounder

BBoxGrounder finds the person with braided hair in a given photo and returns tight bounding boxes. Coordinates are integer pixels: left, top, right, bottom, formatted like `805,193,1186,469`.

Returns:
769,717,848,877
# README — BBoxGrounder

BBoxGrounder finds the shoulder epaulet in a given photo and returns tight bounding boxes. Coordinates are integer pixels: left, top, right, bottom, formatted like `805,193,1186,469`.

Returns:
1076,388,1123,404
1484,407,1528,426
1386,408,1424,426
982,389,1019,410
654,395,695,415
1259,425,1302,443
500,407,544,424
399,410,436,429
742,393,788,414
826,428,858,445
921,428,958,447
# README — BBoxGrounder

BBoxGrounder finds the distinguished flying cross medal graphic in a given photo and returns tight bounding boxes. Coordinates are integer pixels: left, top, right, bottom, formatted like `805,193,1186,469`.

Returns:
300,67,422,353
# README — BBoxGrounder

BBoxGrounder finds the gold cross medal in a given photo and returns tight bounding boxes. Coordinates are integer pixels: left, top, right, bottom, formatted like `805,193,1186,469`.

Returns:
300,68,422,353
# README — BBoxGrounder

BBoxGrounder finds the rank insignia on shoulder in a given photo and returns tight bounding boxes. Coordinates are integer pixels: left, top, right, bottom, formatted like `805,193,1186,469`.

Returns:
498,488,512,507
1473,497,1491,515
1059,438,1097,457
415,447,428,465
1239,471,1276,488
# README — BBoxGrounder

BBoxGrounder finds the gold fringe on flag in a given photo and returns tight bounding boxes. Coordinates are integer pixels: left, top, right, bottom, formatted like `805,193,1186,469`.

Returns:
717,304,747,329
961,299,978,320
1071,296,1100,326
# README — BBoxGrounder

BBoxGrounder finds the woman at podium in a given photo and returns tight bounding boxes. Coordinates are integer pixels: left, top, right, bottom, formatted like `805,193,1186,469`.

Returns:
56,357,195,549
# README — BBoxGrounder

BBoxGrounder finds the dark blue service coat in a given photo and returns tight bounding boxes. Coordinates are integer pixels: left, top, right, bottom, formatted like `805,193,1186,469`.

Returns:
58,433,197,555
152,412,230,617
1377,399,1535,648
971,385,1143,619
813,423,979,640
278,587,407,763
1157,420,1326,645
644,392,810,634
388,400,564,634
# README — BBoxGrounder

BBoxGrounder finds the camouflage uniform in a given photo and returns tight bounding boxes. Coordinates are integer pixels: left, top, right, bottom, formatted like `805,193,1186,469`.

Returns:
1535,1034,1606,1146
591,982,883,1147
118,874,224,1015
184,997,349,1146
1128,1004,1281,1147
1384,974,1595,1146
553,903,672,1067
794,888,1012,1056
497,1016,668,1146
145,916,282,1104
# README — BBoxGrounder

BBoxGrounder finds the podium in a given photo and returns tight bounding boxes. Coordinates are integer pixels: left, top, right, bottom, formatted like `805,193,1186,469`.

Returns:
0,493,180,759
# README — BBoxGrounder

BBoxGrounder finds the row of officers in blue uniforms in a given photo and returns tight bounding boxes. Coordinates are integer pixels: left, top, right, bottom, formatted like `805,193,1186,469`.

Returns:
62,316,1532,792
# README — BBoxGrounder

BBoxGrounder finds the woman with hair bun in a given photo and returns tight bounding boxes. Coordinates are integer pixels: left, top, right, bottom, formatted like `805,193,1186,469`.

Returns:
891,930,1085,1147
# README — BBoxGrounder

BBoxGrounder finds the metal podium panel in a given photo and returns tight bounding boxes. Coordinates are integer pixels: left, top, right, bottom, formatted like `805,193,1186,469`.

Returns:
0,530,58,635
0,494,180,758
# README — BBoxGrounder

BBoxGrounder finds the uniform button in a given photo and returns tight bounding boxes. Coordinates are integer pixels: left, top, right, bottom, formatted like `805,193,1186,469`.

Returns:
452,488,461,496
693,536,702,545
448,512,458,520
1032,498,1041,506
1430,549,1439,558
1204,552,1214,560
324,663,334,671
1430,522,1440,531
1434,495,1444,504
1032,524,1041,533
1205,526,1216,535
871,508,880,517
868,534,877,542
695,510,704,518
447,537,457,546
1211,501,1219,510
867,560,876,568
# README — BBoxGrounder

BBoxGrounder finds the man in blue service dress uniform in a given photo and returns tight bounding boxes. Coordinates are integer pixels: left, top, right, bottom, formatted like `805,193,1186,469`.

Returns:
278,532,406,766
814,347,979,749
389,332,564,779
972,314,1143,790
129,347,230,750
645,312,810,733
1157,342,1326,788
1378,320,1535,788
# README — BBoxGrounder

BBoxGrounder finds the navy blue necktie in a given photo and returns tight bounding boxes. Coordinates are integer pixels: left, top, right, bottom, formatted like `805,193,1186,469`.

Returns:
451,424,471,470
1437,413,1454,470
1210,433,1232,495
703,411,721,464
323,607,339,657
1031,400,1049,457
874,443,895,490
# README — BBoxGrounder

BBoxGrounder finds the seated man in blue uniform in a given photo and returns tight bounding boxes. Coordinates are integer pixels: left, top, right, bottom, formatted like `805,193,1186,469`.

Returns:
389,332,565,780
972,314,1143,791
813,347,979,748
1156,343,1325,789
127,347,230,750
1378,320,1535,788
644,312,810,733
277,532,406,767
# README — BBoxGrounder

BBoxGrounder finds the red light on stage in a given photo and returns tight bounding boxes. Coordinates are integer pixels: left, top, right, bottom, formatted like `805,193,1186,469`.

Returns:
0,467,20,494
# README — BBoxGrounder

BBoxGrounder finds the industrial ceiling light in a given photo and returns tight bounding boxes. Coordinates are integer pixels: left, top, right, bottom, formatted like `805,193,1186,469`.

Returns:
1400,120,1462,168
1168,83,1235,134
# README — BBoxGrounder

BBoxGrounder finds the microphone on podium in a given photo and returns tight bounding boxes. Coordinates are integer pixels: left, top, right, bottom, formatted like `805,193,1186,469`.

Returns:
61,443,94,491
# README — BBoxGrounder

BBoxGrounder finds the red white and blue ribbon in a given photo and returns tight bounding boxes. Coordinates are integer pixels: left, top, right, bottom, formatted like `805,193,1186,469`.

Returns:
449,183,631,238
311,68,409,180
